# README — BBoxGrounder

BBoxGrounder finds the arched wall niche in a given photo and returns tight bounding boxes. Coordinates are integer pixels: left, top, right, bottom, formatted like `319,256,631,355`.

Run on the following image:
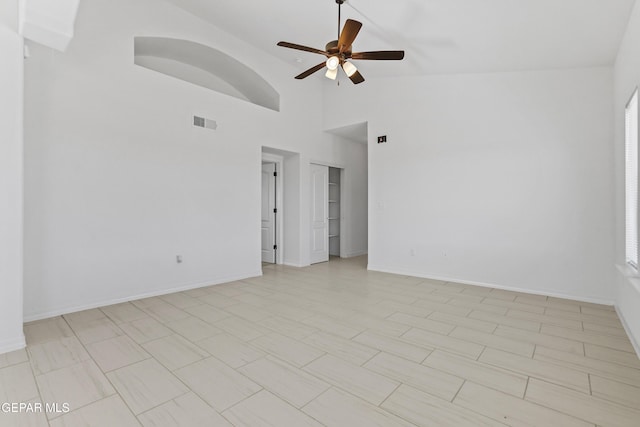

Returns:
134,36,280,112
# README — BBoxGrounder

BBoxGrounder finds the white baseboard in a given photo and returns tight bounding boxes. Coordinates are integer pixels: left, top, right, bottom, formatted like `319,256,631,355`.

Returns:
341,250,368,258
367,264,615,306
24,270,262,323
283,262,308,268
615,305,640,358
0,335,26,355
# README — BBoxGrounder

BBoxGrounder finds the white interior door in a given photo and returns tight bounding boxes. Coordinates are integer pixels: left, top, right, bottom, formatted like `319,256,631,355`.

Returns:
310,164,329,264
261,163,276,263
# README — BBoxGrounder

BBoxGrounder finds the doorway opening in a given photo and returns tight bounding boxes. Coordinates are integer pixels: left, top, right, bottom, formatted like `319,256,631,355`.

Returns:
328,167,342,259
312,121,369,265
310,164,346,264
261,152,284,265
261,161,278,264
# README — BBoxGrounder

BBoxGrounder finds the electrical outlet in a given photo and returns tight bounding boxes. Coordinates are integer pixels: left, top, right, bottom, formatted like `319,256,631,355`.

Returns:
176,255,183,263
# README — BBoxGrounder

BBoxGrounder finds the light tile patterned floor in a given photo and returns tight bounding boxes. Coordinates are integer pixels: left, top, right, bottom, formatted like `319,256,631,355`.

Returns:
1,256,640,426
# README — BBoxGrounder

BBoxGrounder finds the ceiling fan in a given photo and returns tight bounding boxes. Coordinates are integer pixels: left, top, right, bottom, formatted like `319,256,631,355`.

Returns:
277,0,405,84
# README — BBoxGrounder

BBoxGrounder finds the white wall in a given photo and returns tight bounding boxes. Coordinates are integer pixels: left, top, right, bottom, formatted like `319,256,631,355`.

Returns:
282,152,302,266
23,0,359,320
324,68,615,303
613,0,640,353
0,0,26,352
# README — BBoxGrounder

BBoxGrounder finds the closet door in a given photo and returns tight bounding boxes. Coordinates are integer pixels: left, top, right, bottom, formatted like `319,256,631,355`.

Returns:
261,162,276,263
310,164,329,264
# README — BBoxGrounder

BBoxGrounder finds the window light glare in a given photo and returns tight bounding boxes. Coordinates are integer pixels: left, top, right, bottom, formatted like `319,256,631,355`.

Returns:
625,89,639,268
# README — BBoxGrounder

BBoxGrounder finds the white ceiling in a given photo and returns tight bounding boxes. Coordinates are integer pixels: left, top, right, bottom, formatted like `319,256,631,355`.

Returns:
166,0,636,79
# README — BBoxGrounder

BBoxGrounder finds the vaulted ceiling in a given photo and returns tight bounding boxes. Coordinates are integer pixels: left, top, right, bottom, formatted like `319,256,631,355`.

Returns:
166,0,636,79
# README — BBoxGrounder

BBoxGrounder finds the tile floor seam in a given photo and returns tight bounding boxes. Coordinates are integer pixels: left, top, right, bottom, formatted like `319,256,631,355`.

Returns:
239,360,330,409
418,350,431,365
205,354,271,398
474,345,487,362
49,396,123,425
353,333,434,361
523,375,531,399
375,382,403,410
304,384,419,426
418,384,513,427
297,351,329,369
358,353,470,400
536,352,640,381
139,358,208,412
46,331,134,424
475,345,490,362
132,389,192,420
449,378,467,403
524,377,640,426
216,386,264,415
445,324,458,337
24,351,51,427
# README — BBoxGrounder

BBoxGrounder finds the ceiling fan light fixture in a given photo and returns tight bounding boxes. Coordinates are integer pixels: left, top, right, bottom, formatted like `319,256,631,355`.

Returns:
325,67,338,80
342,61,357,77
326,56,340,71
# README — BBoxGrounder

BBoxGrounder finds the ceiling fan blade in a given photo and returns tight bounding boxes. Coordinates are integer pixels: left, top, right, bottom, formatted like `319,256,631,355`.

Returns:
348,70,365,85
277,42,329,56
351,50,405,61
295,62,327,80
338,19,362,53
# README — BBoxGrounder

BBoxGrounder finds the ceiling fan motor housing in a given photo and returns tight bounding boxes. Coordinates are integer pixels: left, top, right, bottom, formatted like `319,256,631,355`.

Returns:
325,40,350,56
325,40,339,52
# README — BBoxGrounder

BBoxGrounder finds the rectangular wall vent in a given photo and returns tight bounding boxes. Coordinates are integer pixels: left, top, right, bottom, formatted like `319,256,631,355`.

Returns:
193,115,217,130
